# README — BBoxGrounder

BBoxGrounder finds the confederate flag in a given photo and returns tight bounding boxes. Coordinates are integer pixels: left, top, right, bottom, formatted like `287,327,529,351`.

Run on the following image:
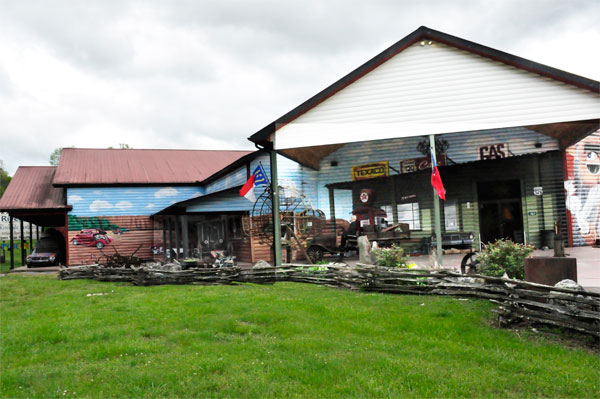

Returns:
431,149,446,200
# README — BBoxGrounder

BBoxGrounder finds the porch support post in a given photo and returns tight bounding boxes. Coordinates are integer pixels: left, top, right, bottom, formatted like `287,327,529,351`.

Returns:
328,187,336,233
36,225,40,240
181,215,189,259
9,216,14,270
173,216,180,261
270,149,282,266
168,217,174,261
430,134,443,266
20,219,25,266
161,216,167,260
29,223,33,254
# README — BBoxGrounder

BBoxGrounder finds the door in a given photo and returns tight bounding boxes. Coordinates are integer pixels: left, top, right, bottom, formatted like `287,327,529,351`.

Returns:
477,180,524,244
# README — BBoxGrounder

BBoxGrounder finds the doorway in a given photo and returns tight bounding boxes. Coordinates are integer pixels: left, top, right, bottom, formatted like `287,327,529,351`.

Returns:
477,180,524,244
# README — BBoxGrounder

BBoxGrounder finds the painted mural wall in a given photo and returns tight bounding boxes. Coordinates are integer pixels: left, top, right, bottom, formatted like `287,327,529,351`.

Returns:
565,130,600,246
66,186,203,265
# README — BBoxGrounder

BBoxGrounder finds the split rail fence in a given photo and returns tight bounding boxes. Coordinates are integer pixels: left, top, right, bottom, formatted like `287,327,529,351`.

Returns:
59,263,600,339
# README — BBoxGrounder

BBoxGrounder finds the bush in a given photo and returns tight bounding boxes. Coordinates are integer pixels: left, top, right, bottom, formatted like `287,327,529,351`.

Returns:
372,244,409,268
478,239,534,280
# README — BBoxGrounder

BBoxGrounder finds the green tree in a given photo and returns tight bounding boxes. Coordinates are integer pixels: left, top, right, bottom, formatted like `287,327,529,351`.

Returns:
49,146,74,166
0,160,11,198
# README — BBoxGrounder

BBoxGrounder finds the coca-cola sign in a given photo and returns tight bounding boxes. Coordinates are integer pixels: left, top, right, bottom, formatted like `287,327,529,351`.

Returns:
400,154,446,174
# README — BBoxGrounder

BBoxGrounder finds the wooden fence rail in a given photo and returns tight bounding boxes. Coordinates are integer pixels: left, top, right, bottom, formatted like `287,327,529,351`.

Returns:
58,263,600,339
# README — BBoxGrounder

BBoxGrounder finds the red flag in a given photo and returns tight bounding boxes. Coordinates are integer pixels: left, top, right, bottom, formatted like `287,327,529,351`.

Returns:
431,150,446,200
239,174,256,202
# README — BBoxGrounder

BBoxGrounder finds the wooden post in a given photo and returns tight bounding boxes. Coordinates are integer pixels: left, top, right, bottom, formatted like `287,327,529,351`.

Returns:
9,216,14,270
430,134,443,267
20,219,25,266
173,215,180,261
270,149,282,266
29,223,33,254
328,187,336,234
161,216,167,260
36,225,40,240
181,215,189,259
168,217,174,261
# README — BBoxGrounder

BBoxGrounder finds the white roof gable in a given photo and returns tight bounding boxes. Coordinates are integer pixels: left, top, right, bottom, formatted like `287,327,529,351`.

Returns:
274,41,600,149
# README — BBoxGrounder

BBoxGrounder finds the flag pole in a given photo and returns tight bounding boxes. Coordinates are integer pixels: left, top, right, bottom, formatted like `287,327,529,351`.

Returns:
269,149,282,266
430,134,443,267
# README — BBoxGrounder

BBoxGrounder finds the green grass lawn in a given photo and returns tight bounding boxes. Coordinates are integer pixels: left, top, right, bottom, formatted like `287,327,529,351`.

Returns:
0,241,35,272
1,275,598,398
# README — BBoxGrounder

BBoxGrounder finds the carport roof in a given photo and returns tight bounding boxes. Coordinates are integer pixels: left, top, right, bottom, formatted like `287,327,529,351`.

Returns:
53,148,253,186
0,166,68,211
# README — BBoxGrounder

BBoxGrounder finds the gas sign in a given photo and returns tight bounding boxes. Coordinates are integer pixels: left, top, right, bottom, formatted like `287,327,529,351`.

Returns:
479,143,508,160
351,162,389,181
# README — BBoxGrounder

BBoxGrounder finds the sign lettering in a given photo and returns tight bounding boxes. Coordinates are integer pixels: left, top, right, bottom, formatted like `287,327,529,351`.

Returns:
400,155,446,174
479,143,508,160
351,162,389,181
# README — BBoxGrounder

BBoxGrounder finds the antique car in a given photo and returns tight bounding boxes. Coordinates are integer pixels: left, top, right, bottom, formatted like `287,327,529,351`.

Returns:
306,206,412,262
26,235,64,267
71,229,112,249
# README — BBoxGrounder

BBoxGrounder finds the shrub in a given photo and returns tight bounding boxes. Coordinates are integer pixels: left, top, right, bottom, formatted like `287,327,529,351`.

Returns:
478,239,534,280
372,244,409,268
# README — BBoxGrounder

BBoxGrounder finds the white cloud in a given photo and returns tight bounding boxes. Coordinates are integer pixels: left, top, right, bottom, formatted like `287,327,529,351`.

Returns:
92,190,102,195
154,187,179,198
89,200,113,212
115,201,133,210
145,203,156,209
68,195,83,203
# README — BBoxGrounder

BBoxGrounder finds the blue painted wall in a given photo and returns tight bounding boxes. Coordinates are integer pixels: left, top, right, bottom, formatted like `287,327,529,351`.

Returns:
68,186,205,217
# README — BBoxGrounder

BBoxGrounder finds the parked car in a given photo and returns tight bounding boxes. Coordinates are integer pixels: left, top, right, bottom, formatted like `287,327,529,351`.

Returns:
71,229,112,249
26,235,63,267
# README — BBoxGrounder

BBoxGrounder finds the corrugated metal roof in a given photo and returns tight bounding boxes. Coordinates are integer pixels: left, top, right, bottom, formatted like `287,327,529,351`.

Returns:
53,148,253,186
0,167,68,210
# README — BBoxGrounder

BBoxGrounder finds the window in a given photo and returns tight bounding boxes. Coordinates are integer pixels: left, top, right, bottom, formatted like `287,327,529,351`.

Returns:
444,201,458,231
380,205,394,223
397,203,421,230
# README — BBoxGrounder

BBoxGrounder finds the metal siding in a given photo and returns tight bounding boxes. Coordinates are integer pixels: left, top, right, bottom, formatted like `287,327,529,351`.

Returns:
274,42,600,149
68,186,205,217
315,127,558,220
188,154,321,215
204,166,247,194
186,191,254,213
564,130,600,246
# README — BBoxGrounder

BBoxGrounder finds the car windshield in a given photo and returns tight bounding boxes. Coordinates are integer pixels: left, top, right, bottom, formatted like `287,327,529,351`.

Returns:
36,239,59,252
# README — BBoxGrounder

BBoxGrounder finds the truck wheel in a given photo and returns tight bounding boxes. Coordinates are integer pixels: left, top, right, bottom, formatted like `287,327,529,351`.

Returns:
307,246,324,263
96,242,104,249
461,252,479,274
72,239,79,246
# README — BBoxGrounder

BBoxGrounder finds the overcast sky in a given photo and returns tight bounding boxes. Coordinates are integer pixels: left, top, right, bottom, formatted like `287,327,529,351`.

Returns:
1,0,598,175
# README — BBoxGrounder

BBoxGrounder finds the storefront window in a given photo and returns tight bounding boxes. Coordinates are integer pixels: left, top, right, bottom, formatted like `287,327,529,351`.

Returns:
380,205,394,223
397,203,421,230
444,201,458,231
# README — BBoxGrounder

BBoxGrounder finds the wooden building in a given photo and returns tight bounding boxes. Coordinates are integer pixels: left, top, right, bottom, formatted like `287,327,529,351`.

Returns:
248,26,600,264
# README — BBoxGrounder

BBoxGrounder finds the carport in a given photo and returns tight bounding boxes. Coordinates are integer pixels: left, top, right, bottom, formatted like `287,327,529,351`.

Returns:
0,166,71,269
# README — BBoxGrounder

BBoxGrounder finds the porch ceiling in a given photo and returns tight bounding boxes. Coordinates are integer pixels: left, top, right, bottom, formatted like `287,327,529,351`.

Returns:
526,119,599,149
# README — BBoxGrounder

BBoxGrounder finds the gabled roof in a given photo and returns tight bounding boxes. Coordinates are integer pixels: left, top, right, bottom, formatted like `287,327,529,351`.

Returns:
53,148,253,186
0,167,68,211
249,25,600,146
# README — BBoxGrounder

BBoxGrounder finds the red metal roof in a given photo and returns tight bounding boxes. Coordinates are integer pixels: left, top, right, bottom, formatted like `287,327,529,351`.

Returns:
53,148,253,186
0,167,67,210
